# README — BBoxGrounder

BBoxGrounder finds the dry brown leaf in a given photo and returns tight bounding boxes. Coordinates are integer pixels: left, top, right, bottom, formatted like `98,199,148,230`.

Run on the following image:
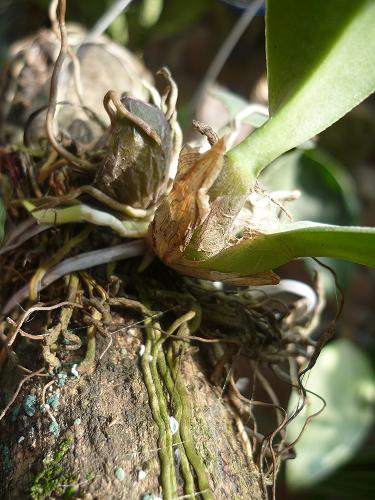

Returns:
150,138,226,264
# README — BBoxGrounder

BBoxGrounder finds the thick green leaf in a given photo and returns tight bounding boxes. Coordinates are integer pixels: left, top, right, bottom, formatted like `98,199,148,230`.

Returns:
286,339,375,489
197,0,375,255
226,0,375,178
267,0,372,116
194,222,375,276
260,148,361,291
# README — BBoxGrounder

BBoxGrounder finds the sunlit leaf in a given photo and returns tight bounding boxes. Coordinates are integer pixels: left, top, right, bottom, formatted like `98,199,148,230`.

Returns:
227,0,375,178
194,222,375,277
286,340,375,489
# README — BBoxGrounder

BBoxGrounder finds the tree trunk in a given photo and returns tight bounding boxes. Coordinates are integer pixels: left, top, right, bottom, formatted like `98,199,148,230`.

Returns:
0,327,264,499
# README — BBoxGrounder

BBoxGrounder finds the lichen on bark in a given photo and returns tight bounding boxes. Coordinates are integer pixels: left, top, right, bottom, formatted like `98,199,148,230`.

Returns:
0,325,264,499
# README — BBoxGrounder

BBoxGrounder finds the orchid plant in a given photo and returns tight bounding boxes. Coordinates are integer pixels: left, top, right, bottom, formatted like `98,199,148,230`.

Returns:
150,0,375,284
13,0,375,292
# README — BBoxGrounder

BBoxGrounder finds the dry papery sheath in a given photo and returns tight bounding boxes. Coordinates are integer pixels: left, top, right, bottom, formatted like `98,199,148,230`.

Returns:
150,137,279,286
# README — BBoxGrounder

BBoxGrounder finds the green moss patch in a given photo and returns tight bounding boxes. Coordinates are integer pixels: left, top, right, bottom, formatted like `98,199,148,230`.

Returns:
30,440,77,500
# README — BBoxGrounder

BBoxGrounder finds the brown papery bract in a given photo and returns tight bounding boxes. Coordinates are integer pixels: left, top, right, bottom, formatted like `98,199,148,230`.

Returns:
149,138,226,264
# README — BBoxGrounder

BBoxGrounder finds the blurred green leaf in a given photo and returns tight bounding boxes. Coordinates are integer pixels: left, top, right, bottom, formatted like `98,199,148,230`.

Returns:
209,87,268,128
209,87,248,118
195,222,375,277
286,339,375,489
147,0,214,39
140,0,163,28
260,148,360,225
107,10,128,44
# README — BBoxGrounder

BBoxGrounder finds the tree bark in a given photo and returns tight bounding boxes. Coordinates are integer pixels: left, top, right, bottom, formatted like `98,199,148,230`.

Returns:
0,328,264,499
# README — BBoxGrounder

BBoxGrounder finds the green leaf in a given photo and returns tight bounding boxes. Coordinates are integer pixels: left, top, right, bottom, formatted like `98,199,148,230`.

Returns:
107,12,128,45
196,0,375,256
194,222,375,276
286,339,375,489
23,201,148,238
227,0,375,178
267,0,373,116
260,148,361,292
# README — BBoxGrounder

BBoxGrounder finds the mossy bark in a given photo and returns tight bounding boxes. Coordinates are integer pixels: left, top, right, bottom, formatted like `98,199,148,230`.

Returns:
0,327,264,500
